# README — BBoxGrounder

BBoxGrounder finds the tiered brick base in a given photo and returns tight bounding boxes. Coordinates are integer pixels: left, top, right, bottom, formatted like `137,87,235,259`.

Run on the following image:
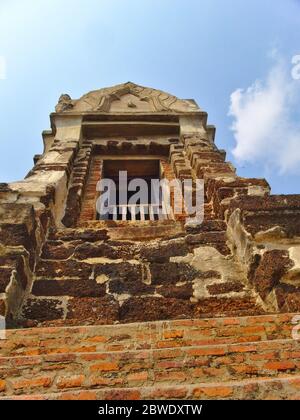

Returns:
18,222,264,327
0,313,299,400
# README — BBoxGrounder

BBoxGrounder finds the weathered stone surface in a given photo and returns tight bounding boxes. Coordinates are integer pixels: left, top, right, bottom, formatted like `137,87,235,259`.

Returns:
140,240,189,263
73,242,134,261
0,183,11,193
206,177,270,203
120,297,194,322
51,229,108,243
0,267,12,293
66,296,119,323
0,299,6,316
149,262,201,285
41,241,76,260
194,296,261,316
32,279,106,297
22,299,64,322
250,250,294,300
228,195,300,237
61,186,82,228
35,260,92,279
185,232,230,255
157,283,193,299
207,282,245,295
185,220,226,234
64,82,199,114
0,204,37,266
95,262,154,296
0,254,28,290
0,224,34,250
275,285,300,312
108,278,154,296
95,262,142,282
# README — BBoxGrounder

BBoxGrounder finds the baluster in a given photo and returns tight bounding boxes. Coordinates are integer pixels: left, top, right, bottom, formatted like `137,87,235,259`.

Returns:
122,205,127,221
140,205,145,221
131,205,136,221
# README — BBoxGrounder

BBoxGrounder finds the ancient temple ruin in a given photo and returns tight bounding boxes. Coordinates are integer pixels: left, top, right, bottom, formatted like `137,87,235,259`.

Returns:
0,83,300,400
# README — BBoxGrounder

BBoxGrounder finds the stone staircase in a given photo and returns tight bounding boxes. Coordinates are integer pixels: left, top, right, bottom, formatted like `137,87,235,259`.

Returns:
0,313,300,400
17,221,265,328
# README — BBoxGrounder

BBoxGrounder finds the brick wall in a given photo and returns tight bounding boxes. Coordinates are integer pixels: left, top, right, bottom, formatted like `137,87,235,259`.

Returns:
78,157,103,224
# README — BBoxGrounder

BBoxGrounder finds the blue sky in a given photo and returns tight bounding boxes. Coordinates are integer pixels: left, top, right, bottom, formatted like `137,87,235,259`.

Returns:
0,0,300,193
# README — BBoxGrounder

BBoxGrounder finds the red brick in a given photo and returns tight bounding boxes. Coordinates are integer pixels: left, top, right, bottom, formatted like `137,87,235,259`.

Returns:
57,375,85,389
193,386,233,398
231,365,258,375
149,387,187,399
104,390,141,400
44,354,76,363
172,320,194,327
0,380,6,392
203,367,227,377
80,353,106,361
127,371,148,382
12,356,42,367
22,349,40,356
156,371,187,382
41,363,70,371
289,378,300,389
186,329,212,338
156,340,183,349
90,376,123,387
13,377,52,390
222,318,241,326
163,330,184,339
90,362,119,372
153,349,183,359
106,345,126,352
247,315,278,324
264,361,296,371
190,368,204,378
157,361,184,369
249,352,278,361
242,325,265,334
187,347,226,356
84,336,107,343
230,344,257,353
281,351,300,359
22,395,49,400
214,356,231,365
236,335,262,343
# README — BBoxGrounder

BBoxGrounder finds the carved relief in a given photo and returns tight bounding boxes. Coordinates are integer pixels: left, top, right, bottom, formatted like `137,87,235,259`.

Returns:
55,82,200,114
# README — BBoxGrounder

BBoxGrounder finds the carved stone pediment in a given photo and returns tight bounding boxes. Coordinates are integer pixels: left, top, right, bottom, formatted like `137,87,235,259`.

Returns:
55,94,74,113
55,82,200,114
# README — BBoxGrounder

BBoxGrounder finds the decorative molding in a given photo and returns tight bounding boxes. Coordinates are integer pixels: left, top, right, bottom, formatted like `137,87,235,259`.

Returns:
55,82,200,114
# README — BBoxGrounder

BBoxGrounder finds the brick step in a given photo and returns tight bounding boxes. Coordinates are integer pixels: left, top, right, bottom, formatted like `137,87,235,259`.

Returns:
1,314,295,357
19,293,263,327
1,376,299,400
39,229,230,261
0,339,300,397
50,220,226,242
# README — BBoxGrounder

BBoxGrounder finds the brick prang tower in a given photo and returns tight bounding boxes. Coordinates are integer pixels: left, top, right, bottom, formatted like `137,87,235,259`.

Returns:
0,83,300,400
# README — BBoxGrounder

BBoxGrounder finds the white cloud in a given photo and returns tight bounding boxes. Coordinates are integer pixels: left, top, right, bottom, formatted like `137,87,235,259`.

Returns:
229,57,300,174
